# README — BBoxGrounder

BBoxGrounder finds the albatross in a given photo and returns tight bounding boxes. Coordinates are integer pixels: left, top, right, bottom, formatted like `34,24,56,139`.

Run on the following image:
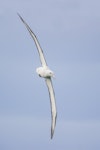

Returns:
18,14,57,139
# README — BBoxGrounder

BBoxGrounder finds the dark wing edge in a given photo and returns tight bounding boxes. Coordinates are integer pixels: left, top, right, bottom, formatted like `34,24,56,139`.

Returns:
45,78,57,139
17,13,47,67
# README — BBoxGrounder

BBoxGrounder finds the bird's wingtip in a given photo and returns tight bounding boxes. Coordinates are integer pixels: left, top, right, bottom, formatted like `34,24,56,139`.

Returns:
17,12,21,18
17,13,25,23
51,114,57,139
51,128,54,139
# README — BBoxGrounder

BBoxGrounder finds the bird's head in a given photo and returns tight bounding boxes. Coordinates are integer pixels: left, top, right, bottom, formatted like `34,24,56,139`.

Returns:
48,70,55,78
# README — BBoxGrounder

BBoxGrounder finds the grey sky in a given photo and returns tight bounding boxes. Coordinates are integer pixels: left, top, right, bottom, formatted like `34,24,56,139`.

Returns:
0,0,100,149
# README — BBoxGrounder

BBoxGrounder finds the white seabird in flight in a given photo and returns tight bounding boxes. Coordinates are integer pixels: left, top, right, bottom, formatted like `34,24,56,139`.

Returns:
18,14,57,139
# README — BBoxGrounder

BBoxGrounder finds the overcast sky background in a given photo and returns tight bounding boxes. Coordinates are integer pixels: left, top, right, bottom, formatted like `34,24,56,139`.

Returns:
0,0,100,149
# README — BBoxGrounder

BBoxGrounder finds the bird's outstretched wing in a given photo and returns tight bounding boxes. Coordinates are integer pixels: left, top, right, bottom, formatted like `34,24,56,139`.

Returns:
45,78,57,139
18,13,47,67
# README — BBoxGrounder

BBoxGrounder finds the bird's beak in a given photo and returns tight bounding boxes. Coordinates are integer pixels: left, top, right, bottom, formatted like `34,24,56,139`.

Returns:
52,74,55,79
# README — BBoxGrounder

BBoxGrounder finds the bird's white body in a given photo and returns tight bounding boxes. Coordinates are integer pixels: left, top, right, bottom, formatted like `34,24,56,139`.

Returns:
18,13,57,139
36,67,54,78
